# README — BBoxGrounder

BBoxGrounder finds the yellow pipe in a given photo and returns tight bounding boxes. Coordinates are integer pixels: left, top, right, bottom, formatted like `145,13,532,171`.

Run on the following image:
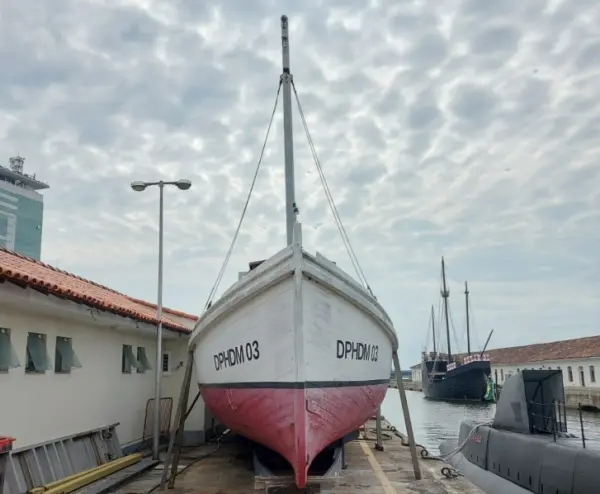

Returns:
29,454,142,494
31,455,142,493
43,454,142,494
30,465,112,494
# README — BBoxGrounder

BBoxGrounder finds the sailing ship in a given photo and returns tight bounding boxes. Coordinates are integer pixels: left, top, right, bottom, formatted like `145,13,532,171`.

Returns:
188,16,398,489
421,257,495,402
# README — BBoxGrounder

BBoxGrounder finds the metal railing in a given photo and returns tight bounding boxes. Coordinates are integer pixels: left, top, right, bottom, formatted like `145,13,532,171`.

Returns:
529,400,599,449
142,397,173,443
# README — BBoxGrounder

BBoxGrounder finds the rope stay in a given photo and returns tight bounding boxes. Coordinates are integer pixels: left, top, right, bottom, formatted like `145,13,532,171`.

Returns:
291,81,374,296
468,289,479,349
448,303,461,355
203,81,283,310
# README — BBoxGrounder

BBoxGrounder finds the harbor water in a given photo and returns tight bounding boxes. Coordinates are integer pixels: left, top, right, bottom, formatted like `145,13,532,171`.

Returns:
382,389,600,453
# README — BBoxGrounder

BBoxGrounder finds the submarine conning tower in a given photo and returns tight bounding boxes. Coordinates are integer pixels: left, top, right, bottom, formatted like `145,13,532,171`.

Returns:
492,369,568,435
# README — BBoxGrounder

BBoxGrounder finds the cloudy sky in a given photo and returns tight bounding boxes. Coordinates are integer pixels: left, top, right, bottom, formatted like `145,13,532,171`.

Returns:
1,0,599,366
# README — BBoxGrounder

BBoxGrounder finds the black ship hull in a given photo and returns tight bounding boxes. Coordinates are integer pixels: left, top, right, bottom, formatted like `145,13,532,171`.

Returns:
422,360,491,402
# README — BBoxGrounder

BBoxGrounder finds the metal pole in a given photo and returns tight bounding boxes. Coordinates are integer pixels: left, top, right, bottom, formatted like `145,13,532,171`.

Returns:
152,183,165,460
430,305,436,354
280,15,297,246
579,403,586,449
392,351,421,480
464,281,471,356
441,257,452,361
375,405,383,451
551,399,556,442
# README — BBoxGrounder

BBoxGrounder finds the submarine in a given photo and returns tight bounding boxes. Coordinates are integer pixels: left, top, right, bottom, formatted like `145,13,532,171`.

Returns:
439,369,600,494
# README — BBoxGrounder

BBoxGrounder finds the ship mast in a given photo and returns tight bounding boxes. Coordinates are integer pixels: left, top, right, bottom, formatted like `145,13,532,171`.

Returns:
431,305,436,354
465,281,471,356
441,257,452,361
280,15,297,246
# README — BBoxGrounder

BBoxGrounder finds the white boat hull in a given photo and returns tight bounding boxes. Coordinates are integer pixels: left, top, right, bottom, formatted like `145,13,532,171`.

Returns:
190,238,398,487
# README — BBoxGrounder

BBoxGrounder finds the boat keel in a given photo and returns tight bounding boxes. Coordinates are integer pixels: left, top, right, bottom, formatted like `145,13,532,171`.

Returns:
200,382,388,488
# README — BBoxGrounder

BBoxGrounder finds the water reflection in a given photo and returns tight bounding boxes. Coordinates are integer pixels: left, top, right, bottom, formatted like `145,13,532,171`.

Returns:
382,389,600,453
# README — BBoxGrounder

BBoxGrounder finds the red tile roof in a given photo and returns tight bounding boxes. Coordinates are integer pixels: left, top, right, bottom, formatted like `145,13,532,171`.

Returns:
126,297,198,321
0,247,196,333
487,336,600,364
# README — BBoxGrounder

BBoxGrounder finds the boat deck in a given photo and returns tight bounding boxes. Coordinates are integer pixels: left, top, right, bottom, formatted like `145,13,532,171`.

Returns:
112,418,483,493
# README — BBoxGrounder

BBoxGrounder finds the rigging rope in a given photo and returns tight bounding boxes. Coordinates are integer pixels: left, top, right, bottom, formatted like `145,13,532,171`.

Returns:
203,81,283,310
291,81,373,296
449,303,461,356
468,289,479,349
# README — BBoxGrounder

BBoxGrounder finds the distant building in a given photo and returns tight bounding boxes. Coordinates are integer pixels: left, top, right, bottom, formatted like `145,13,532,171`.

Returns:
389,369,412,380
410,362,422,383
0,156,49,260
488,336,600,391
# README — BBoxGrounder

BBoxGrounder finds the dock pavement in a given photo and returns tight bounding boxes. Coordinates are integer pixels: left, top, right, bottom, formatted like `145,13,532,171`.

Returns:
113,417,482,494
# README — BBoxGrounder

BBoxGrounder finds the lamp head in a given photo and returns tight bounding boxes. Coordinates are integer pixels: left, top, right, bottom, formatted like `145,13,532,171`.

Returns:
175,179,192,190
130,181,147,192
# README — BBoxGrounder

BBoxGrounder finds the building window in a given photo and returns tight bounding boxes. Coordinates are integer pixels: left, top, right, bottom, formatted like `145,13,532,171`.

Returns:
26,332,51,373
0,328,20,372
579,366,586,387
567,366,573,382
136,347,152,374
0,215,8,236
494,369,498,383
122,345,139,374
590,366,596,383
55,336,81,374
500,369,504,381
162,351,172,376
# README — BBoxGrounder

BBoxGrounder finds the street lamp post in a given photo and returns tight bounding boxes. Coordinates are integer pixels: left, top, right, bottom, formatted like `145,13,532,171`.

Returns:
130,179,192,460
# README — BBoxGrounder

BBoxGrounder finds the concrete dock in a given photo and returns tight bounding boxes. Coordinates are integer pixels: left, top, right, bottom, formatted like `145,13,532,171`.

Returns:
114,418,482,494
390,380,422,392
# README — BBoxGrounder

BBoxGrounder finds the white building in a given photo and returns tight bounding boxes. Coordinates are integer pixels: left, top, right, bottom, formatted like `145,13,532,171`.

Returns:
488,336,600,391
410,363,422,383
0,246,206,451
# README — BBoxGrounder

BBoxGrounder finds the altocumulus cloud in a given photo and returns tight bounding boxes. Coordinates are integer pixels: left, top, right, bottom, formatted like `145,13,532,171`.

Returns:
0,0,599,365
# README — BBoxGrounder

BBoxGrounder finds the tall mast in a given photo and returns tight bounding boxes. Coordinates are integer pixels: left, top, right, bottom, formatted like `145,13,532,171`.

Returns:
431,305,437,354
280,15,297,246
441,257,452,361
465,281,471,356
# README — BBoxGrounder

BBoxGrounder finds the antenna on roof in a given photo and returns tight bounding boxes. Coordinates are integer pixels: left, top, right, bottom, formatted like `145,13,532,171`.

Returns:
9,155,25,174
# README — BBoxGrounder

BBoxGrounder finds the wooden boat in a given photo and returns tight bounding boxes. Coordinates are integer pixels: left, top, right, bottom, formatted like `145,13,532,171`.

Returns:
422,258,495,403
188,15,398,488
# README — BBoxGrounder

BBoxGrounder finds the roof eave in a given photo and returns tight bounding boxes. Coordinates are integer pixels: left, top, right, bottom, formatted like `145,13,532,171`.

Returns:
1,275,190,335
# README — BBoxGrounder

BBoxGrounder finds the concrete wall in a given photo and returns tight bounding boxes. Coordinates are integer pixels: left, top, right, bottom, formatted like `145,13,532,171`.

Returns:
162,336,206,445
0,285,205,450
411,368,422,382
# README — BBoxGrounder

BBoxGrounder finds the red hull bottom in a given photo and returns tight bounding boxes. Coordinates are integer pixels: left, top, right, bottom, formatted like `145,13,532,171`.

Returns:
200,383,388,488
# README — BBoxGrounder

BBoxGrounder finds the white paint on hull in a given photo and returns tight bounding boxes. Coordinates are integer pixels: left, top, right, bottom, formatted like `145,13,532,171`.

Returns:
191,235,398,386
302,277,393,383
194,275,296,384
